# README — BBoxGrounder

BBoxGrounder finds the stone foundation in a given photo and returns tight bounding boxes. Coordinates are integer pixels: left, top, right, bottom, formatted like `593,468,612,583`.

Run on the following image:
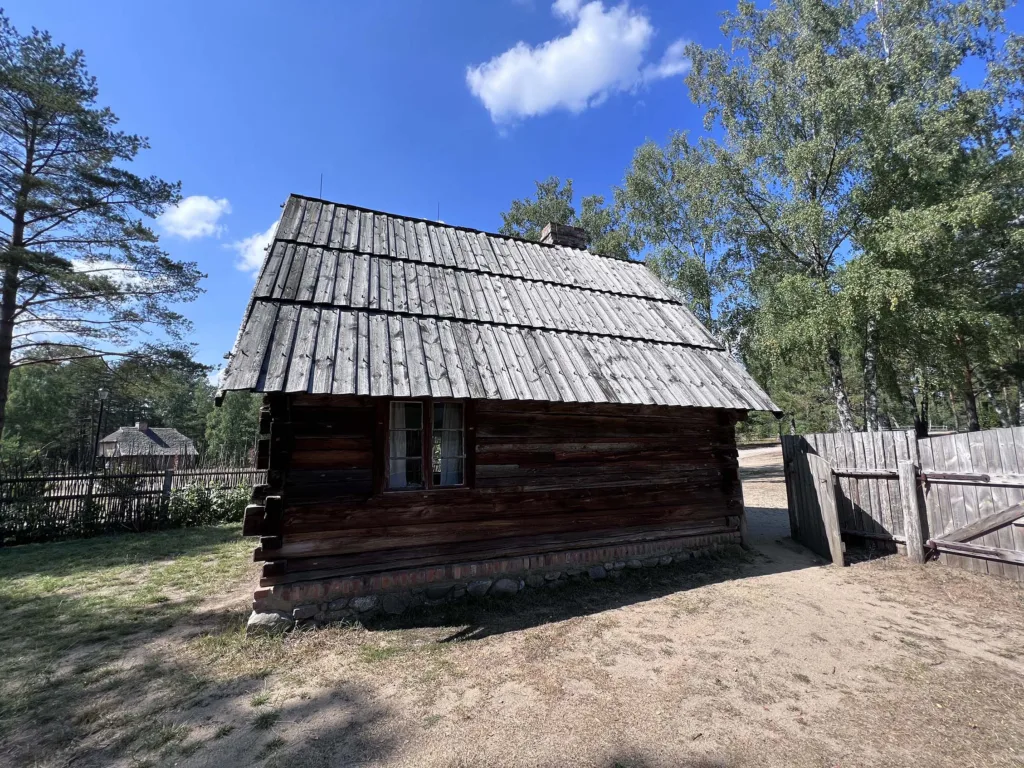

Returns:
247,530,741,634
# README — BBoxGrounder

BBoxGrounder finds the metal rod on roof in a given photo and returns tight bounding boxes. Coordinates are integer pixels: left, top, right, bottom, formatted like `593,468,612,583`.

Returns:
319,173,323,198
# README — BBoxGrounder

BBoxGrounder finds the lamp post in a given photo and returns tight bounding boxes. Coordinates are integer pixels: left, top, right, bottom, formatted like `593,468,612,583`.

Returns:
90,388,109,471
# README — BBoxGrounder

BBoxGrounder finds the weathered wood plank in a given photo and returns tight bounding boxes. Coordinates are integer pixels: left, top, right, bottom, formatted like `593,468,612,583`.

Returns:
933,500,1024,545
808,450,843,564
928,539,1024,567
899,460,925,564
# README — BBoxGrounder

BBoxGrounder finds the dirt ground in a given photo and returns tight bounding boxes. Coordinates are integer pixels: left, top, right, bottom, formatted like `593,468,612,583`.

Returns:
6,447,1024,767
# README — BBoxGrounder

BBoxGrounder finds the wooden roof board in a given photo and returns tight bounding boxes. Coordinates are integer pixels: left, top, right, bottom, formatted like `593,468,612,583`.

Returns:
223,194,779,412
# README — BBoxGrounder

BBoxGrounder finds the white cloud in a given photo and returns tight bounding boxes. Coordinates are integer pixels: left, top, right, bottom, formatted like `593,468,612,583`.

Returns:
230,221,279,276
159,195,232,239
552,0,582,18
642,38,690,81
466,1,688,123
71,259,150,287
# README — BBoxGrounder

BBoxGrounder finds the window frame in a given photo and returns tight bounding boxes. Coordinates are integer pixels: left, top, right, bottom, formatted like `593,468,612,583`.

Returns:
378,398,474,494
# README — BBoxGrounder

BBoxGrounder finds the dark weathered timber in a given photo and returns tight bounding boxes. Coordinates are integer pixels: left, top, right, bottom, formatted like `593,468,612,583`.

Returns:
251,395,745,581
833,468,899,479
260,521,736,586
242,504,265,537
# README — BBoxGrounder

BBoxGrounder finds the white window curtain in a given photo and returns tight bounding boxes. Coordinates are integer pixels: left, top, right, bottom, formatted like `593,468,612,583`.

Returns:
389,402,407,488
438,403,464,486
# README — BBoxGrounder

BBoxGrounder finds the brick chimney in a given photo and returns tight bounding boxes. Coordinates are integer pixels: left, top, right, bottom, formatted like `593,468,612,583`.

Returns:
539,222,588,250
136,420,149,431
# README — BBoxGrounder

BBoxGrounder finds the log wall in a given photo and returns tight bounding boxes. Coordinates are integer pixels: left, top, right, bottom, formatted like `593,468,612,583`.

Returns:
246,394,745,588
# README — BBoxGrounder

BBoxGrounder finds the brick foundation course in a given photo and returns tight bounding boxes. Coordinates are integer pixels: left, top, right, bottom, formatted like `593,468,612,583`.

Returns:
247,530,742,634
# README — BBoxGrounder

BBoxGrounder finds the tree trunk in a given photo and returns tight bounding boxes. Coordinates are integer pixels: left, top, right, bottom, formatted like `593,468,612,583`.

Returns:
949,391,960,432
962,361,980,432
918,386,930,438
863,317,880,431
826,343,856,432
1017,378,1023,427
0,264,17,439
906,370,929,438
1,134,35,440
987,388,1011,428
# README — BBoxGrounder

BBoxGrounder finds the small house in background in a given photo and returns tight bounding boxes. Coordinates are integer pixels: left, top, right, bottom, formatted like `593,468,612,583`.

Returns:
97,421,198,469
219,194,779,628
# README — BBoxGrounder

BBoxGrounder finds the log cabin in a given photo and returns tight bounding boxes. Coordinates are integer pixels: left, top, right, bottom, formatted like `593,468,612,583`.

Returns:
219,194,778,628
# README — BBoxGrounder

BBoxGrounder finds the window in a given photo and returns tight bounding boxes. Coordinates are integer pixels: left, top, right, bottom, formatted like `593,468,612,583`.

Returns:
387,400,465,490
388,402,424,489
432,402,464,486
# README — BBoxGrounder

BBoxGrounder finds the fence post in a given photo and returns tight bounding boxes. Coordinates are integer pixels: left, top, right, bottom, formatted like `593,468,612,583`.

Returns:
898,460,926,564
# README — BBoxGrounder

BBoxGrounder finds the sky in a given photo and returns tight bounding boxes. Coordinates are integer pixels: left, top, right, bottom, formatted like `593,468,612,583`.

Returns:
8,0,1023,381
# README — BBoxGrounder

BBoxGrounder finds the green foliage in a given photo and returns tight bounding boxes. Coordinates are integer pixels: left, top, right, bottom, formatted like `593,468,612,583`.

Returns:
620,0,1023,433
0,12,203,433
2,354,215,463
204,392,261,465
499,177,631,259
167,484,249,528
618,133,743,333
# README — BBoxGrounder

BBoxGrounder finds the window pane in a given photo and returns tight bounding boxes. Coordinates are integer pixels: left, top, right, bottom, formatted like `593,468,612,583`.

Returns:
433,403,465,487
389,458,423,489
434,403,463,431
433,458,463,487
389,401,424,489
432,430,463,461
402,429,422,458
392,401,422,429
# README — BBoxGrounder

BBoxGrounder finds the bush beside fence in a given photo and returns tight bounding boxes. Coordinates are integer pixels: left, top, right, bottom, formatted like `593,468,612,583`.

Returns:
0,464,265,545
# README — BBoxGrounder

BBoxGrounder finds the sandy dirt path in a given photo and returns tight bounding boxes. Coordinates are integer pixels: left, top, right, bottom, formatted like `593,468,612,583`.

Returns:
21,446,1021,768
162,445,1024,768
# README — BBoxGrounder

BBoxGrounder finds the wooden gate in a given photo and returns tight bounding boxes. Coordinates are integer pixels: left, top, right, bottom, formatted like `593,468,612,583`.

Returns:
781,427,1024,579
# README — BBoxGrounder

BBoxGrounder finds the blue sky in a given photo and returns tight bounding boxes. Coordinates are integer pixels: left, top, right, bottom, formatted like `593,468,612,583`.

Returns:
7,1,1023,379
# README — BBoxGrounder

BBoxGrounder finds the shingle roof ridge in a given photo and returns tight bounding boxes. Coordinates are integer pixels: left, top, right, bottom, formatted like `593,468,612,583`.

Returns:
286,193,651,269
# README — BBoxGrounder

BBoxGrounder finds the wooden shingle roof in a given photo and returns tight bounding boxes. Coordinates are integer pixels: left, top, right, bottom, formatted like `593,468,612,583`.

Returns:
221,195,778,412
99,425,197,457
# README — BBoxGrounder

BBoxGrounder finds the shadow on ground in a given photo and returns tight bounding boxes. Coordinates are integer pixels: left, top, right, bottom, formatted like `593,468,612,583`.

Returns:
363,544,817,642
738,464,786,481
0,525,399,768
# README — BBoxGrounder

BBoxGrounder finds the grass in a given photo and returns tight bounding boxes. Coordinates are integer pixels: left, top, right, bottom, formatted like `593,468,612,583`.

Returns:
252,709,280,730
0,524,255,763
359,644,403,663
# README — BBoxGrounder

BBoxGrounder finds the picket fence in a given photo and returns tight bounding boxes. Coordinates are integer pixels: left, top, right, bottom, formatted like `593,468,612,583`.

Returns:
0,464,266,545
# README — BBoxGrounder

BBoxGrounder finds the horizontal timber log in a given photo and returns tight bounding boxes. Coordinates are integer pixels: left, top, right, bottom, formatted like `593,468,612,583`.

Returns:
260,521,738,586
261,394,745,582
259,504,730,560
282,483,731,535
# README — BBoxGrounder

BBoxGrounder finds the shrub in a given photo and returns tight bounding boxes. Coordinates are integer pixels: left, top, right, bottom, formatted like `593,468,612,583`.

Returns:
168,483,249,527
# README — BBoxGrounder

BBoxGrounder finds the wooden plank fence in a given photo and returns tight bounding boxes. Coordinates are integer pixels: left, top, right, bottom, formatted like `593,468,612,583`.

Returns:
0,466,266,546
782,427,1024,580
